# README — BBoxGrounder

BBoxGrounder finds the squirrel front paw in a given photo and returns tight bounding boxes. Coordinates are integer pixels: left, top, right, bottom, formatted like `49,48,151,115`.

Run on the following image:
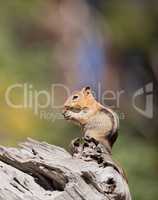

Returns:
62,110,74,120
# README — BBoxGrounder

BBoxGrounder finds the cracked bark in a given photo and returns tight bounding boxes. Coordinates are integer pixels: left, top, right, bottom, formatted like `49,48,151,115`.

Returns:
0,138,131,200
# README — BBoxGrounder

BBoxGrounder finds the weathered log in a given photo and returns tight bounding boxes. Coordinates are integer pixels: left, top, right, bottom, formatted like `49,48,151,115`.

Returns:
0,137,131,200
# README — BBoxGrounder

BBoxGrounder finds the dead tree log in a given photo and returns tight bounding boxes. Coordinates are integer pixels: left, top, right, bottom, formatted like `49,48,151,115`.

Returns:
0,137,131,200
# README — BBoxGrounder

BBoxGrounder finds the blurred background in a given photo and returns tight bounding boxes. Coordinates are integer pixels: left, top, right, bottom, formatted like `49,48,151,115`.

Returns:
0,0,158,199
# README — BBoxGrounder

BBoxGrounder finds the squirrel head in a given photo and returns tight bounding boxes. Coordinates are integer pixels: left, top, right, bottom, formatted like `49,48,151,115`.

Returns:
64,86,99,111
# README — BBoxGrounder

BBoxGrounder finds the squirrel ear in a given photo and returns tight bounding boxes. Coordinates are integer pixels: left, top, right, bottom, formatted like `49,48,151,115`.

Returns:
85,86,91,91
82,86,91,96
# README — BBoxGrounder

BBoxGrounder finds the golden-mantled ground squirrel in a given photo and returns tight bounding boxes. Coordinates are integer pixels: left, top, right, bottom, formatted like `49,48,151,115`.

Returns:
63,86,119,153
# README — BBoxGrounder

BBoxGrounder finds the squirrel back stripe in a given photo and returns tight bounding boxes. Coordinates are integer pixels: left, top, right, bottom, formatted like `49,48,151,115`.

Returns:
100,107,119,147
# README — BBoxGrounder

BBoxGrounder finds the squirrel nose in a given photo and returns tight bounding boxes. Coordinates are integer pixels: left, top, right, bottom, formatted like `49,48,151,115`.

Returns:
62,108,66,115
62,107,69,116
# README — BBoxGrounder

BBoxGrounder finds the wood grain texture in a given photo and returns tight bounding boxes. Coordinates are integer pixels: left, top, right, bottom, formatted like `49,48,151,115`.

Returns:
0,138,131,200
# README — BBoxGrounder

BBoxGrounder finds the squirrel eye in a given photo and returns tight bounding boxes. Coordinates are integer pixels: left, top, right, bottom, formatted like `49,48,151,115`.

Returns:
72,95,78,100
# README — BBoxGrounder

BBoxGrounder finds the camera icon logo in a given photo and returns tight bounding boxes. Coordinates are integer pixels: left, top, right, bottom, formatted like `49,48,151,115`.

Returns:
132,82,153,119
